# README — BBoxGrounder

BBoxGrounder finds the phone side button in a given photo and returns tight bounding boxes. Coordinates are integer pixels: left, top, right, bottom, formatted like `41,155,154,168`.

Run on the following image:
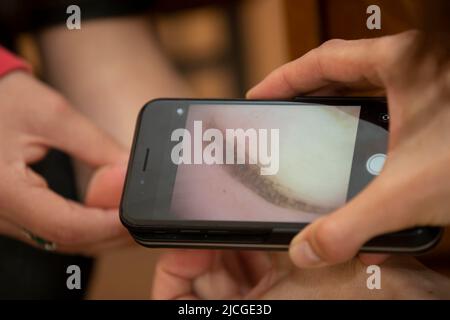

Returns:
180,229,203,234
272,228,300,234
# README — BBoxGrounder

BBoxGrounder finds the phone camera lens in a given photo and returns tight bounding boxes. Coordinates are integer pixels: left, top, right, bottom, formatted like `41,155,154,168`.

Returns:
176,108,184,116
379,113,390,122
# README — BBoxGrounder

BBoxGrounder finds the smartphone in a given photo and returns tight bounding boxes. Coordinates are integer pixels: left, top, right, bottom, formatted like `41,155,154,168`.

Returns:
120,97,441,252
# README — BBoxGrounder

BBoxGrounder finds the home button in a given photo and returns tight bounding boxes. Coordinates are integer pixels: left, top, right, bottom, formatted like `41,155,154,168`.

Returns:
366,153,386,176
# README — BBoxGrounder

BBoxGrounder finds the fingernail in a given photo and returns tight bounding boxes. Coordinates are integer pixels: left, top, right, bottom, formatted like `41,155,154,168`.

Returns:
291,241,322,267
246,86,259,98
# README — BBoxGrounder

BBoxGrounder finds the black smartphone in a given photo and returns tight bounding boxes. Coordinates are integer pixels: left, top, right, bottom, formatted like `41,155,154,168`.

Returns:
120,97,441,252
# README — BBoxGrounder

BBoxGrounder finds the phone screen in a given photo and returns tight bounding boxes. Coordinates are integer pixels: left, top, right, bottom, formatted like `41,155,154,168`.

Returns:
138,102,387,223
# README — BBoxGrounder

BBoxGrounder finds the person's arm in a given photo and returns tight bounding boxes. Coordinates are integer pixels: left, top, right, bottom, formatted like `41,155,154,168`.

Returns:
36,15,191,199
36,15,191,148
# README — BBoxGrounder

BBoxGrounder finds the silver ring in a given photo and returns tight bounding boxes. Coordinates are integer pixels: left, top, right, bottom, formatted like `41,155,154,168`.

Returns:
22,229,57,251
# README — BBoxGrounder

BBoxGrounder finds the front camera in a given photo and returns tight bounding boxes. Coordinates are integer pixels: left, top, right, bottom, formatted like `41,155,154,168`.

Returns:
379,113,390,122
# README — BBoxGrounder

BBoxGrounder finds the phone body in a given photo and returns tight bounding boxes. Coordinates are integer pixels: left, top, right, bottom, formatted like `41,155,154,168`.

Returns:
120,97,442,252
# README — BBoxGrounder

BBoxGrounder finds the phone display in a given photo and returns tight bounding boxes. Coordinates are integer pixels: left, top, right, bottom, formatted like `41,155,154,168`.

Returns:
170,103,370,223
120,98,441,251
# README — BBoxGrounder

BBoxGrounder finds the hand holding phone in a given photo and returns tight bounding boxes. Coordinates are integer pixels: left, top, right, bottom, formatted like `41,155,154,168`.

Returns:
248,34,450,268
120,97,441,252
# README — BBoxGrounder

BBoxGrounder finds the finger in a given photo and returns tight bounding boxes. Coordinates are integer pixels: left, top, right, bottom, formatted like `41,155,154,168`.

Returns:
0,213,131,255
0,219,29,243
220,250,251,287
9,183,127,247
192,252,249,299
247,34,414,99
58,234,134,256
237,251,273,285
35,97,127,167
289,177,419,268
85,163,127,209
23,166,48,188
0,218,60,251
152,250,216,300
307,84,386,97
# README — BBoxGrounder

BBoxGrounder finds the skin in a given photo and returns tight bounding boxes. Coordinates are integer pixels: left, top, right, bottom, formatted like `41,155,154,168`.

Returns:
152,250,450,300
29,20,450,297
0,71,129,255
37,16,190,148
37,16,191,200
1,15,190,256
247,31,450,269
152,31,450,299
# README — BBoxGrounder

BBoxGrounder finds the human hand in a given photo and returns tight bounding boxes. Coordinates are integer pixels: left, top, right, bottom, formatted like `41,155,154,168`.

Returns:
247,31,450,268
85,162,127,209
153,250,450,299
0,71,130,255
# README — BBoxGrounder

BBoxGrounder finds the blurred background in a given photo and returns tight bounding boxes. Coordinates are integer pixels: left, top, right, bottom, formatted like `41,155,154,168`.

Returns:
10,0,441,299
18,0,424,100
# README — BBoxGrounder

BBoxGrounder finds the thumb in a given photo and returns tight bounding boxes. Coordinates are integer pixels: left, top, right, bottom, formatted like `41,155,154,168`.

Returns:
153,250,216,299
85,163,127,209
288,178,414,268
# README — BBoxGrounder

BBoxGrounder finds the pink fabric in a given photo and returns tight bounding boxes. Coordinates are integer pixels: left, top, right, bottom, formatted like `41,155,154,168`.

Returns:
0,46,31,78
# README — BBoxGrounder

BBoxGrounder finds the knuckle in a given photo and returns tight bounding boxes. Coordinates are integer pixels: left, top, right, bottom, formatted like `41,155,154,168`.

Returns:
377,31,420,63
273,65,296,94
319,38,346,51
315,39,350,76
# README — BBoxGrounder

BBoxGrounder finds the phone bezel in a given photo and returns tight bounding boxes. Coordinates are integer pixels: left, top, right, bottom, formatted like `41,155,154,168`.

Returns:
120,98,442,252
